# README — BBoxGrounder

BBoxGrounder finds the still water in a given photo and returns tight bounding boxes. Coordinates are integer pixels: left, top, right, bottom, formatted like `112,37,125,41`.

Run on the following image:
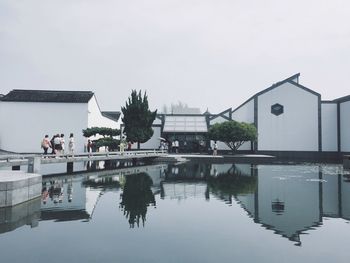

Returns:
1,162,350,263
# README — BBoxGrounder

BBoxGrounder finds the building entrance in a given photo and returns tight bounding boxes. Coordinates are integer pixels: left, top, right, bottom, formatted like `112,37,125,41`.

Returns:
165,134,207,153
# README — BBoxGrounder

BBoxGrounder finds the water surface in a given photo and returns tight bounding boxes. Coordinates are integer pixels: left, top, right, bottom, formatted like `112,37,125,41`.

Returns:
1,162,350,263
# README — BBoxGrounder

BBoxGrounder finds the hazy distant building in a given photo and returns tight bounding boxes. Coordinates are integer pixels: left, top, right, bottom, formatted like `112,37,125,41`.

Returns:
0,90,121,153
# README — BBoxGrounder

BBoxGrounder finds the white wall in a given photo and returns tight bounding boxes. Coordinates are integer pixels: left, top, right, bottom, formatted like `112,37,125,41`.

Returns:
88,96,119,129
140,126,161,149
340,100,350,152
321,103,338,151
126,126,161,150
232,99,254,123
257,82,319,151
231,99,255,151
0,101,87,153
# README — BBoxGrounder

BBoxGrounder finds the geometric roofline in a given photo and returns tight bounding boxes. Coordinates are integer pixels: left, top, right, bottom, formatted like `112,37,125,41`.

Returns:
209,107,232,121
333,95,350,103
232,73,321,114
0,89,94,103
101,111,121,122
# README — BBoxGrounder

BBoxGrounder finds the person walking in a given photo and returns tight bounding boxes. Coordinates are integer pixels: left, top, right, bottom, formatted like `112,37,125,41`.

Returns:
41,135,51,156
60,134,65,154
119,137,126,155
68,133,75,157
175,140,179,153
87,139,93,157
54,134,62,156
213,141,218,156
50,135,56,154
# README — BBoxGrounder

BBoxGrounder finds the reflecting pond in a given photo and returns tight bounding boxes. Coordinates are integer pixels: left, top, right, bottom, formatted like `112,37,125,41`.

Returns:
1,162,350,263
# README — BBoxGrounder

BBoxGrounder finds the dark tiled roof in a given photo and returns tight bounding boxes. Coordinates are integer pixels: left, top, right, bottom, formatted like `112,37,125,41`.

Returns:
101,111,121,122
0,89,94,103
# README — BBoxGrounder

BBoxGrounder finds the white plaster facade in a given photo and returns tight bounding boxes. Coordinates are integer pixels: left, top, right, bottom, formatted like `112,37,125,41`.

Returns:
0,92,119,153
321,103,338,152
340,100,350,152
231,99,255,151
88,96,120,129
257,82,319,151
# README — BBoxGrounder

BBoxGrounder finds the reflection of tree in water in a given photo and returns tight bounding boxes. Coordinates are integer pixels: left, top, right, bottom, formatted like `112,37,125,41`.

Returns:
120,173,155,228
208,165,257,204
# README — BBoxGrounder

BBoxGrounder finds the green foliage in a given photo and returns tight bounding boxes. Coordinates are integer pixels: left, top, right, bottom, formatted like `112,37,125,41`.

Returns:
94,137,120,151
121,90,157,146
208,173,257,196
208,120,257,151
119,173,155,228
82,127,120,150
82,127,120,138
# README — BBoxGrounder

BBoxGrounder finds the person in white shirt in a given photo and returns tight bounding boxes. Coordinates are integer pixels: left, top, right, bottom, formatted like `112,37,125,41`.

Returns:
213,141,218,156
60,134,65,154
175,140,179,153
68,133,75,157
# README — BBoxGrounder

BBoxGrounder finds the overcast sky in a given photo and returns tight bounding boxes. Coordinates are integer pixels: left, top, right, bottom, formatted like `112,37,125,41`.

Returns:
1,0,349,113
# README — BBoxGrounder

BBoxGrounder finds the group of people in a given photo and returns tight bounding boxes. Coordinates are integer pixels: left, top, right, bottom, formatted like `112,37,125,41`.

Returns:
159,140,179,153
159,139,218,155
41,133,75,156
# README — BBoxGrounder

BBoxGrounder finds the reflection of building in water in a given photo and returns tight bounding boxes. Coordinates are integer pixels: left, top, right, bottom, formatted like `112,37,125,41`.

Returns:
165,162,211,180
41,175,102,221
161,163,255,201
0,197,41,234
233,165,350,245
160,162,350,245
161,182,208,200
40,164,166,224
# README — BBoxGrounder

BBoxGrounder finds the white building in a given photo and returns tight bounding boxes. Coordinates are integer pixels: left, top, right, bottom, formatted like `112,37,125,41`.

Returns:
231,73,349,158
0,90,121,153
137,73,349,159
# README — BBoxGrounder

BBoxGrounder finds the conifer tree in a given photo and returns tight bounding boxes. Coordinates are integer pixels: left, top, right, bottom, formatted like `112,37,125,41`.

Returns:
121,90,157,149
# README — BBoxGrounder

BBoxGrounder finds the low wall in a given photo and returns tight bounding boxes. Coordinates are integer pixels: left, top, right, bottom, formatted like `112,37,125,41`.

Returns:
0,171,42,207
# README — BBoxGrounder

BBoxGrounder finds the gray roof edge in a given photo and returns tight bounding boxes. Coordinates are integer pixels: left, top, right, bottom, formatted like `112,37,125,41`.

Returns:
232,73,321,114
333,95,350,103
209,108,232,121
101,111,121,122
0,89,94,103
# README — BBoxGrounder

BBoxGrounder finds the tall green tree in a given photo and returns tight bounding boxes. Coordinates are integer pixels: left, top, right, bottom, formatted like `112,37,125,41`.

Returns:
121,90,157,149
208,120,257,152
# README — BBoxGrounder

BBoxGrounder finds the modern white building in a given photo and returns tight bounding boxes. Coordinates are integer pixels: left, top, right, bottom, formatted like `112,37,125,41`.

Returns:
135,73,349,159
1,74,348,158
231,73,349,158
0,90,121,153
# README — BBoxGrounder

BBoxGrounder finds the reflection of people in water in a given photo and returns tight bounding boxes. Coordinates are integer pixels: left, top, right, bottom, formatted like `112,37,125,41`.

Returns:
42,185,49,204
48,180,64,204
120,173,155,228
67,179,73,202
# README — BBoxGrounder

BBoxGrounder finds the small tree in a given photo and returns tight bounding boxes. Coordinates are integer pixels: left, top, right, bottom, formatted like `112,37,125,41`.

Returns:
82,127,120,151
121,90,157,149
208,120,257,152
